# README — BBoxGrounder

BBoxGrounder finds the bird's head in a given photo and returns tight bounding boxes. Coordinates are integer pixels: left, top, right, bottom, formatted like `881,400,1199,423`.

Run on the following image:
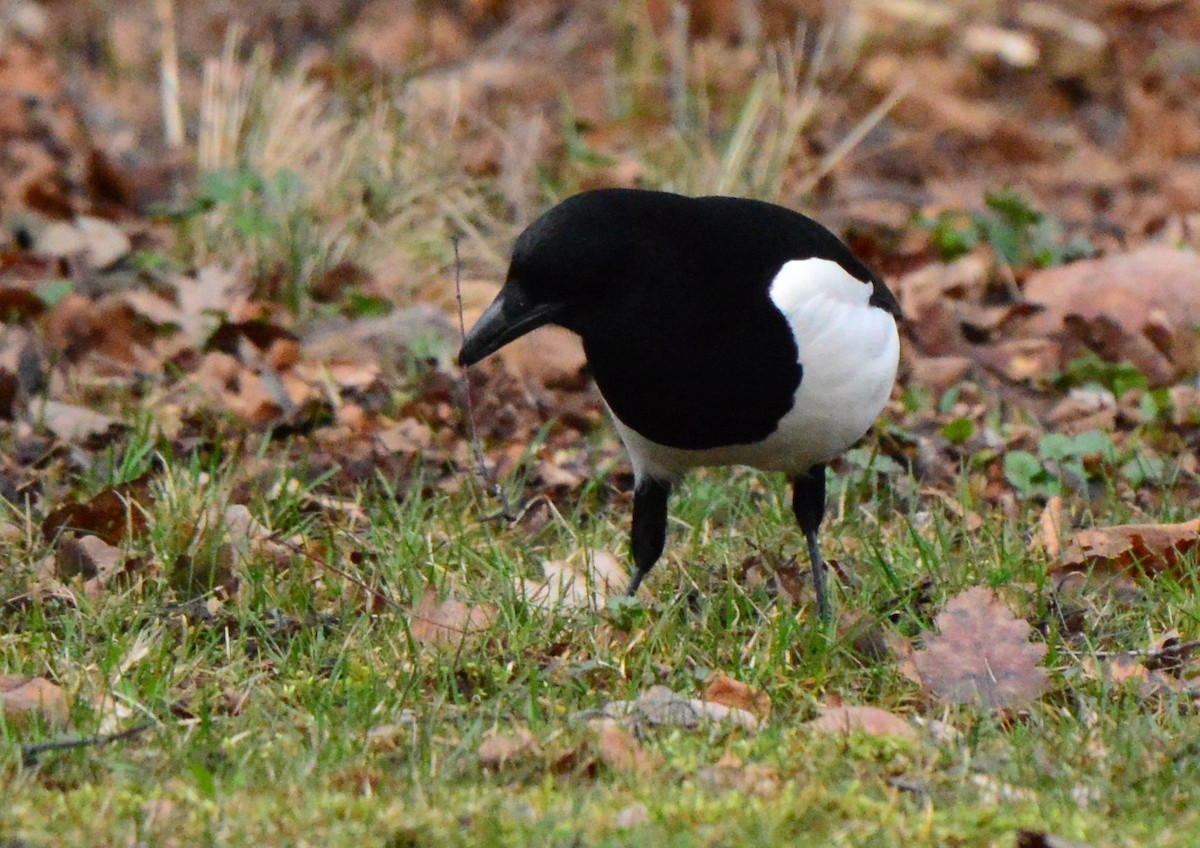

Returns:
457,190,679,367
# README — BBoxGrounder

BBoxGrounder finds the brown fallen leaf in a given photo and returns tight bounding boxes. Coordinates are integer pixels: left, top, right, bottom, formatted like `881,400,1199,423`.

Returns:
55,534,121,581
1018,247,1200,384
977,337,1062,383
0,288,47,323
907,354,974,397
42,482,151,547
365,712,418,753
1058,519,1200,578
55,535,129,599
694,753,782,796
1037,495,1064,559
215,504,291,567
520,549,630,611
1083,655,1181,698
34,216,130,269
171,266,249,347
805,705,919,741
738,552,807,606
28,398,124,446
0,675,70,729
701,674,771,721
589,718,659,775
602,685,759,732
408,589,497,647
911,587,1049,711
478,725,540,770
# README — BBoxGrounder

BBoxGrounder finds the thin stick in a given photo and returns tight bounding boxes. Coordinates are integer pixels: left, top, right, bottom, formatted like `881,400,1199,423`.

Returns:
453,237,514,520
1079,640,1200,664
21,722,153,767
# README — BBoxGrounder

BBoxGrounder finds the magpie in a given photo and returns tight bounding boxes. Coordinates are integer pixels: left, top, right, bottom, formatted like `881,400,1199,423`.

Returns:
458,188,901,621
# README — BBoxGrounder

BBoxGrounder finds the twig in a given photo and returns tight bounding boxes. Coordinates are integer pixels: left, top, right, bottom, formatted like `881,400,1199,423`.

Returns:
21,722,153,767
453,236,515,520
1084,640,1200,665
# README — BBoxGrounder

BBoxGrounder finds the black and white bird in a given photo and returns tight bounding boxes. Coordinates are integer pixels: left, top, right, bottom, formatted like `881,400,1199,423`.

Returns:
458,189,901,621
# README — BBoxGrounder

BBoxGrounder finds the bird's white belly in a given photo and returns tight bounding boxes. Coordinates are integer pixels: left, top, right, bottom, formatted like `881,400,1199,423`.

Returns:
611,258,899,483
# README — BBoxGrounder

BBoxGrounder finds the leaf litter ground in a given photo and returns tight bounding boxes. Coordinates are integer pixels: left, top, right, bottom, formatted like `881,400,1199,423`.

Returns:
2,2,1200,846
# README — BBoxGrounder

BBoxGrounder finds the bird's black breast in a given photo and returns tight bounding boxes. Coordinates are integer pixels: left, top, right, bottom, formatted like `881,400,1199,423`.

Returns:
584,293,802,450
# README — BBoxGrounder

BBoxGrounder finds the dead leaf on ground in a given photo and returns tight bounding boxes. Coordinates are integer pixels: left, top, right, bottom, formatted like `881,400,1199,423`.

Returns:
0,287,46,322
1037,495,1064,559
42,482,150,546
478,725,540,770
0,674,69,728
129,266,248,348
55,534,133,600
28,398,124,445
694,753,782,796
1081,653,1182,698
299,492,370,527
408,589,497,647
804,704,920,741
910,587,1050,711
907,353,974,397
977,337,1063,382
302,306,456,366
365,711,418,753
589,717,659,775
1058,519,1200,578
215,503,291,566
602,685,759,733
34,216,131,269
520,549,630,611
701,674,771,720
1019,247,1200,384
737,553,807,606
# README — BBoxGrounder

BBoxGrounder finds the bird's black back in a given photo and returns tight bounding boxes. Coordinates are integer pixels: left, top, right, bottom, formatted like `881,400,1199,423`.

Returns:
517,189,899,451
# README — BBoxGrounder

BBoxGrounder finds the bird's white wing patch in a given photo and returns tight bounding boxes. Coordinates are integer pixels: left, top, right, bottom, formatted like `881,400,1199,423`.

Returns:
763,256,898,473
608,256,897,483
767,258,871,315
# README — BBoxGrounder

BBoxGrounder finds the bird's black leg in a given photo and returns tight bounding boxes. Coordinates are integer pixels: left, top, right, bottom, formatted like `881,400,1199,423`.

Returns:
791,465,830,622
627,477,671,595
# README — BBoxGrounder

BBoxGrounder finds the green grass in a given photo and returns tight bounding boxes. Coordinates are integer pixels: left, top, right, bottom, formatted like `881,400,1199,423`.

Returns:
2,424,1198,847
3,10,1197,843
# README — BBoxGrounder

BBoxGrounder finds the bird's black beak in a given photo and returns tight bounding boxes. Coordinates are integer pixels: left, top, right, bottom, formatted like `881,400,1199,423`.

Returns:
457,284,564,367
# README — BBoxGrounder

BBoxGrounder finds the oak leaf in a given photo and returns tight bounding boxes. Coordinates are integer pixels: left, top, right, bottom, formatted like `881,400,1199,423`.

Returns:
911,587,1049,711
1059,519,1200,578
520,549,629,611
